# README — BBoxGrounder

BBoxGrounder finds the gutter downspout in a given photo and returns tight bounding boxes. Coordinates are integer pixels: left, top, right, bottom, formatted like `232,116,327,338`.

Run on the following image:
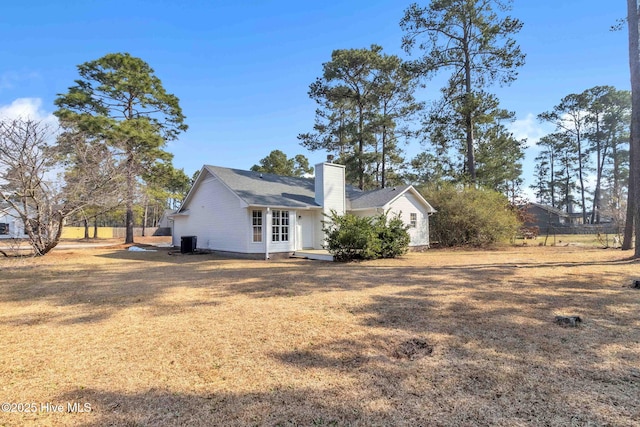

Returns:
293,210,298,254
265,207,270,260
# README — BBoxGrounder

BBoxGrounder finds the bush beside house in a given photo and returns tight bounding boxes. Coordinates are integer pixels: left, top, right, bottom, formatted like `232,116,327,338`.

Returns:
420,184,521,247
323,210,410,261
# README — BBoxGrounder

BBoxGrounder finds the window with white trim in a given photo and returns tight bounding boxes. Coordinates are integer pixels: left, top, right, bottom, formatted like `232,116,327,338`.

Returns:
0,223,8,235
410,213,417,228
252,210,263,242
271,210,289,242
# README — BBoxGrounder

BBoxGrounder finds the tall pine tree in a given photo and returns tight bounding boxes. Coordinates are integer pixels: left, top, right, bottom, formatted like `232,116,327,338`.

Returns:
401,0,525,184
299,45,421,190
55,53,187,244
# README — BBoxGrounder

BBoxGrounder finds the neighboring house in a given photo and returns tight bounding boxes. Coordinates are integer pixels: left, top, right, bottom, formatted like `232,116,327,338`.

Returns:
524,203,585,233
171,163,436,259
154,209,174,236
524,202,622,235
157,209,175,228
0,203,28,239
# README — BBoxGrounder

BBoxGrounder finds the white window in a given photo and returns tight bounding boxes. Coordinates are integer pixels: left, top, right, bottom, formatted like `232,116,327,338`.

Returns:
252,210,262,242
272,210,289,242
410,213,417,228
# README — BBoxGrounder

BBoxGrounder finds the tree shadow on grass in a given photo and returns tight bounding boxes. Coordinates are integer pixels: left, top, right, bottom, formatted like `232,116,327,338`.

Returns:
3,249,639,425
44,387,390,427
95,246,232,264
2,245,636,328
267,263,640,426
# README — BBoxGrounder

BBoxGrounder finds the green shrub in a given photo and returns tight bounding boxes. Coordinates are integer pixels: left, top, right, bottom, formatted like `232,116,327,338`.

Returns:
419,183,521,247
323,210,410,261
374,211,411,258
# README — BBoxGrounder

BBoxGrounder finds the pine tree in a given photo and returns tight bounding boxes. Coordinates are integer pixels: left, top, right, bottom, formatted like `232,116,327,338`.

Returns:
55,53,187,244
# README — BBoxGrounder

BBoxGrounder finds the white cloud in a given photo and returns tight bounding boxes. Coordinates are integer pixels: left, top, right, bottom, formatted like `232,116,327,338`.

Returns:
0,98,58,127
507,113,555,203
520,186,537,203
508,113,551,148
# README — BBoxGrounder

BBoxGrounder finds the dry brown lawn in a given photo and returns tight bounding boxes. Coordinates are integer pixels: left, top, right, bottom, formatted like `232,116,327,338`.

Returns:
1,242,639,426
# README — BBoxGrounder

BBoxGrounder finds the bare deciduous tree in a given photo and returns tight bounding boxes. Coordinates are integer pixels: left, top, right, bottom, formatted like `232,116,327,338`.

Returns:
0,118,121,255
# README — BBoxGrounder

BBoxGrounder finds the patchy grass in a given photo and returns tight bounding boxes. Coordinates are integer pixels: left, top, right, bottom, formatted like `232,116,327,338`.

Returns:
1,245,639,426
514,233,624,248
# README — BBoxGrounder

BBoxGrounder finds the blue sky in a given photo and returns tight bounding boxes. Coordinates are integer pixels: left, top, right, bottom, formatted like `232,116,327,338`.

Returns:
0,0,630,195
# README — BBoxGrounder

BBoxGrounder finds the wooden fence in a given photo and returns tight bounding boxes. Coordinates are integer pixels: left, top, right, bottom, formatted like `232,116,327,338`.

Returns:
61,227,162,239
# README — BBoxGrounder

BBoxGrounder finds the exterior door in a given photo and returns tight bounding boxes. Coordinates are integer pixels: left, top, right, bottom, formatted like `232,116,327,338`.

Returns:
297,212,315,249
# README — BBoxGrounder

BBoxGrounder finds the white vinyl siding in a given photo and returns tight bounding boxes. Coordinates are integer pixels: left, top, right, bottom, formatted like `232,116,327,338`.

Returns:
386,192,430,247
172,171,253,252
0,209,27,239
315,163,346,216
314,163,346,246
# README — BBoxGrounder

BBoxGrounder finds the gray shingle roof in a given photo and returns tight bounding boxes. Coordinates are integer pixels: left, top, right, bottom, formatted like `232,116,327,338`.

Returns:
205,166,320,208
348,185,413,210
191,166,431,212
0,201,12,214
529,202,569,217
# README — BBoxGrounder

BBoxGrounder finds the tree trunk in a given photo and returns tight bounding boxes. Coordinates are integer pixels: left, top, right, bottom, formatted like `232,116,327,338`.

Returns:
612,143,621,218
576,134,587,224
381,125,387,188
125,155,135,244
622,165,635,249
624,0,640,256
463,24,476,184
93,216,98,239
622,107,635,249
142,200,148,237
30,213,65,256
550,151,556,208
357,103,365,190
83,217,89,239
153,205,158,228
591,187,600,225
464,92,476,183
565,162,571,214
591,130,606,225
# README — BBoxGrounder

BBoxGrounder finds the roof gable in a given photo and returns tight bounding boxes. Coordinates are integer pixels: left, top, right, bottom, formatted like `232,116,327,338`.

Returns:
528,203,570,218
0,202,19,216
206,166,320,209
349,185,435,213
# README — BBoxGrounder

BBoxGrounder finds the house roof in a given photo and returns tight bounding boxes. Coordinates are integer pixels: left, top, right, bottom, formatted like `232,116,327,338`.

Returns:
349,185,436,213
179,165,434,213
528,203,570,217
205,165,321,208
349,185,412,210
0,201,16,215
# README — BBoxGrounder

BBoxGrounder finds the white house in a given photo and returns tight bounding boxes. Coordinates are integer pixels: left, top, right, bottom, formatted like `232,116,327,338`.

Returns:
0,203,28,239
157,209,175,228
171,163,436,259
